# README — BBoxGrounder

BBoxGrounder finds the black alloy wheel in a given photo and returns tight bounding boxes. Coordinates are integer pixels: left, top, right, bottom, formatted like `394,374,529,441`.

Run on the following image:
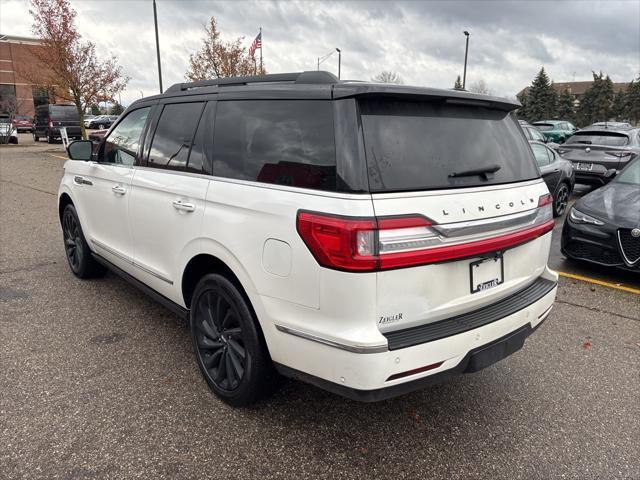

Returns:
190,274,277,406
553,183,570,217
63,208,83,273
61,204,106,278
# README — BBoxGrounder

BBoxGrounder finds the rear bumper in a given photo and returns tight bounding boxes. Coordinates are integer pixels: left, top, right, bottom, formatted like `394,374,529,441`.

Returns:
273,267,558,400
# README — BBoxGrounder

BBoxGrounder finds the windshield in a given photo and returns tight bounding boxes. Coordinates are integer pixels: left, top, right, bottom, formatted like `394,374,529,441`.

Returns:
359,99,539,192
614,159,640,185
566,132,629,147
533,123,555,131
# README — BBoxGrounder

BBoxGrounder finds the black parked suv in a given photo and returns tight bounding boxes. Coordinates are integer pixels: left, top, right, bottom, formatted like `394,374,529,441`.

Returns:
34,104,82,143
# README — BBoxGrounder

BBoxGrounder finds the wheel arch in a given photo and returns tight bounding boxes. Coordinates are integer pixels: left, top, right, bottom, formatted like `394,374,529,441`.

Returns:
58,192,74,224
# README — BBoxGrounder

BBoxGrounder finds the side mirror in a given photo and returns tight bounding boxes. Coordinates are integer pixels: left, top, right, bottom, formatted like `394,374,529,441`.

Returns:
604,169,617,179
67,140,93,161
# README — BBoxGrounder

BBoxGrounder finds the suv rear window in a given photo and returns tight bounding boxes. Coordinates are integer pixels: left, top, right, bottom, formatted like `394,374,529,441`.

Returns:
566,132,629,147
360,99,539,192
50,105,79,120
213,100,336,191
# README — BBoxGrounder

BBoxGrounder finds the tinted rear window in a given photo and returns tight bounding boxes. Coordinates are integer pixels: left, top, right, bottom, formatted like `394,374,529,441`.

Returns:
566,132,629,147
360,99,539,192
213,100,336,191
50,105,79,120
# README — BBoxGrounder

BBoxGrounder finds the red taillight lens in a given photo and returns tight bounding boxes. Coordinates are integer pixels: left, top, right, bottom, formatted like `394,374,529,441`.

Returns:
296,212,378,271
538,193,553,207
297,204,555,273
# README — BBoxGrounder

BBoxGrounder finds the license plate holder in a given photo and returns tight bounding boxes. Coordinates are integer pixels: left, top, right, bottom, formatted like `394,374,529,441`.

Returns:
575,162,593,171
470,254,504,294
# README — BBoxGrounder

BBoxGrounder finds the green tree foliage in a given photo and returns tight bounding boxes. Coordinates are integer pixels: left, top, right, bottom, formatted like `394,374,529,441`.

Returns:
556,88,576,122
516,91,529,121
454,75,463,90
611,90,627,121
90,104,100,115
624,77,640,125
576,72,615,125
109,102,124,115
526,67,557,121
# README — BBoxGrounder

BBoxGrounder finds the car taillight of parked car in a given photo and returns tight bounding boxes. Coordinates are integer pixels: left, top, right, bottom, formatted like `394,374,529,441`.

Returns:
48,120,53,128
297,194,555,272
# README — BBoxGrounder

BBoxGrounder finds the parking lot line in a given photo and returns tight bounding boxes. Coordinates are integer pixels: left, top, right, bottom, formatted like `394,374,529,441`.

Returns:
49,153,68,160
557,271,640,295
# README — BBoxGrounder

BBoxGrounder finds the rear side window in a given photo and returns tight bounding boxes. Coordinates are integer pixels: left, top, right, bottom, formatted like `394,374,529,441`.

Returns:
531,143,551,166
360,99,539,192
213,100,336,191
50,105,79,121
149,102,205,171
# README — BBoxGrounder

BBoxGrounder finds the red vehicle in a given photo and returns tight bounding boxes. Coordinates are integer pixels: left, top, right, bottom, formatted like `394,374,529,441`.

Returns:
12,115,34,133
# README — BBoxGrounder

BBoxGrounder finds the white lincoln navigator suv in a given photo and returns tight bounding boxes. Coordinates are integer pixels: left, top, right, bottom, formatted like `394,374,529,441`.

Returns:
59,71,558,406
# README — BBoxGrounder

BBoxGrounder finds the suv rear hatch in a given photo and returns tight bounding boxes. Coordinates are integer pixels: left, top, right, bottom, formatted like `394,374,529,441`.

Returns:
358,98,554,336
50,105,81,134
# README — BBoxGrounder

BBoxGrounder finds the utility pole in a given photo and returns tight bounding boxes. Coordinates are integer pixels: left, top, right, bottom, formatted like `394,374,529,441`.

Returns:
336,48,341,79
462,30,470,90
153,0,163,93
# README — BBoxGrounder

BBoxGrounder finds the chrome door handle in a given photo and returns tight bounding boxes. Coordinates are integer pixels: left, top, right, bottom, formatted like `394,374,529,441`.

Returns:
112,185,126,195
172,200,195,212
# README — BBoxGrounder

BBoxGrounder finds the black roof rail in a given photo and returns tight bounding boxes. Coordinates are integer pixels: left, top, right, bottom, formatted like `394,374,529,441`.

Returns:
165,71,339,93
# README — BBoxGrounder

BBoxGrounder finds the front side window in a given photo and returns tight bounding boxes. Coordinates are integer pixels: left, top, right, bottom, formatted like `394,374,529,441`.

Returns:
148,102,205,171
103,107,151,166
213,100,336,191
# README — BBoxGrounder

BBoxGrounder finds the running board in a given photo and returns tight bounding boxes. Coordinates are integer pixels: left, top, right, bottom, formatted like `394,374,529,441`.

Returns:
91,253,189,321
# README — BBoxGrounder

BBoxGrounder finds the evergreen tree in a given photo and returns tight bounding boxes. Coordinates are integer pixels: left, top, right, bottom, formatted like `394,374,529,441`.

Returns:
624,77,640,125
557,88,576,122
526,67,557,121
90,104,100,115
109,102,124,115
516,91,529,121
454,75,463,90
577,71,615,125
611,90,627,121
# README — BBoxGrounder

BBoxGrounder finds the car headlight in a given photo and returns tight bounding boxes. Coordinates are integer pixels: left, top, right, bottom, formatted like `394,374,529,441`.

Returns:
569,208,604,226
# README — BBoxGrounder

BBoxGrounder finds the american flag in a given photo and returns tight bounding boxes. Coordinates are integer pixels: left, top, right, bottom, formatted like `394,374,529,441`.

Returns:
249,31,262,57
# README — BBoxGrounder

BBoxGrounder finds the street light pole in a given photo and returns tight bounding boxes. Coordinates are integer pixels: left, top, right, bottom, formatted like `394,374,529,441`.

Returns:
153,0,163,93
336,48,341,79
462,30,470,90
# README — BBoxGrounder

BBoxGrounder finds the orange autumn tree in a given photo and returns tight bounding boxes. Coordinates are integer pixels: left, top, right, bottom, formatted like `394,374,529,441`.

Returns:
28,0,128,138
186,17,265,81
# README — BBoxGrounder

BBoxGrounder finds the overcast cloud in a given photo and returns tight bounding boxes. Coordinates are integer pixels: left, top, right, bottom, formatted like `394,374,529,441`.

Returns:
1,0,638,105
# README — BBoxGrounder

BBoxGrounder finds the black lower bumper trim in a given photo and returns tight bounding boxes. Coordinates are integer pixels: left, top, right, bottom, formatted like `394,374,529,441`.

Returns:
383,277,556,350
275,319,547,403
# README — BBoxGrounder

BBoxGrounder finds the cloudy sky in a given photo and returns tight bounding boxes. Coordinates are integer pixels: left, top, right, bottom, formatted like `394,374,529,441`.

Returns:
2,0,639,105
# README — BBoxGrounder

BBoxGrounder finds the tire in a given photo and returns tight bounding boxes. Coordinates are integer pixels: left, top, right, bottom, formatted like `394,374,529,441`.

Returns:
33,132,39,142
553,182,570,217
47,134,55,144
190,273,277,407
61,204,106,279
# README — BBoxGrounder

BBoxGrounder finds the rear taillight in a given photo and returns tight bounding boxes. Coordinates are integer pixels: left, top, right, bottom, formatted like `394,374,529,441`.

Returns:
297,194,555,272
605,151,633,158
48,119,53,128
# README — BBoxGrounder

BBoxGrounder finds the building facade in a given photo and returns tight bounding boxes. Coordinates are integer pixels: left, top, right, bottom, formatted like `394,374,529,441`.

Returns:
0,34,52,117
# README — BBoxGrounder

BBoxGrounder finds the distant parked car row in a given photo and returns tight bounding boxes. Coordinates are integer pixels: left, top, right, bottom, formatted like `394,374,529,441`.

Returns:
84,114,118,129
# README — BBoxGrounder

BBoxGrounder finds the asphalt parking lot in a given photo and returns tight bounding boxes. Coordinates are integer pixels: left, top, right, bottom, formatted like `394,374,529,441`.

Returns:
1,134,639,479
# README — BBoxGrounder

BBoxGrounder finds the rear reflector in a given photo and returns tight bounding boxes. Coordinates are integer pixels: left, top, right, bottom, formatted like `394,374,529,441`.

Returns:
386,361,444,381
297,195,555,272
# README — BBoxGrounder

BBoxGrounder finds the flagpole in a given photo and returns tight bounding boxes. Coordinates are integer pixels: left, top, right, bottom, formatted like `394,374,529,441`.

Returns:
259,27,263,74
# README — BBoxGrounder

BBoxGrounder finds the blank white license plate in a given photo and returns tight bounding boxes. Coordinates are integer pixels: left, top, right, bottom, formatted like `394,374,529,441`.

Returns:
470,255,504,293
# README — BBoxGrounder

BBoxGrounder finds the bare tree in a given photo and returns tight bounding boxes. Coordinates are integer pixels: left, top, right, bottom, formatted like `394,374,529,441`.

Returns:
468,79,492,95
372,71,403,84
186,17,265,81
26,0,128,139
